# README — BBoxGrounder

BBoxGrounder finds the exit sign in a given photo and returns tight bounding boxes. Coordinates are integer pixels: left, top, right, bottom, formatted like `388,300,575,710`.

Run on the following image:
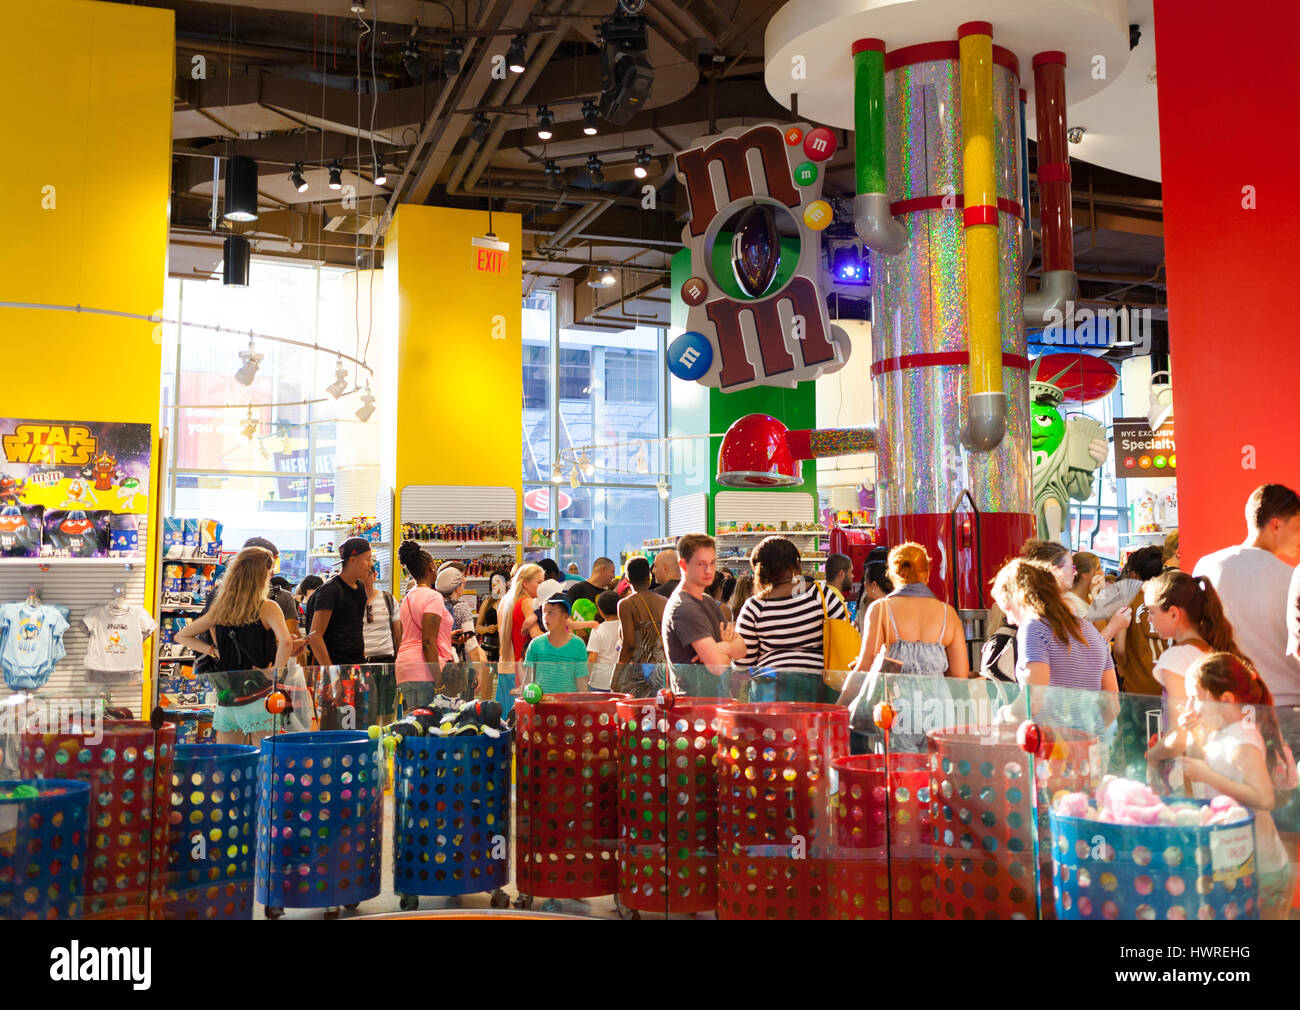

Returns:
471,235,509,274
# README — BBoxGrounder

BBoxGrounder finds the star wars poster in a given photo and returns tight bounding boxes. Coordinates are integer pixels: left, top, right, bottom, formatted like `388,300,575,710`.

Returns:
0,419,151,558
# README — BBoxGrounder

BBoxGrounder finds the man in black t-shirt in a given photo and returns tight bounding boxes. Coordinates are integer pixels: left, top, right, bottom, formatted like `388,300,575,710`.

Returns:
565,557,616,608
306,538,371,666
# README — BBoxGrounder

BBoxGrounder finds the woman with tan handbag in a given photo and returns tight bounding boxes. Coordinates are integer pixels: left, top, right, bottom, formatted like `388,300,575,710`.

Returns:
613,556,667,697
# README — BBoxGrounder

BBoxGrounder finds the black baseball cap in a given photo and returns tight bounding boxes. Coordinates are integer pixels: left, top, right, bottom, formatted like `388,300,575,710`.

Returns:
340,537,373,561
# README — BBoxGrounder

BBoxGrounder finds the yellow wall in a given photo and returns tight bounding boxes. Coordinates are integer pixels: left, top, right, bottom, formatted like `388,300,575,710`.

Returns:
386,206,524,583
0,0,175,705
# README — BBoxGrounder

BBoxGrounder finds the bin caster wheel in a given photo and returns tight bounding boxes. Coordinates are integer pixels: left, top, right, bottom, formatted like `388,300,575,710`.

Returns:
514,894,533,910
399,894,419,912
541,898,562,913
344,902,360,912
323,907,340,920
490,889,510,909
264,906,284,919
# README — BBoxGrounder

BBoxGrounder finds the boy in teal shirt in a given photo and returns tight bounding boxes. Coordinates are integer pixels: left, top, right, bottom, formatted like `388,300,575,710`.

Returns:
523,597,590,694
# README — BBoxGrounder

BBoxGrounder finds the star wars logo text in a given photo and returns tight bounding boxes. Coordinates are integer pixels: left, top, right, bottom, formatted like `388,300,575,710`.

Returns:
3,423,98,466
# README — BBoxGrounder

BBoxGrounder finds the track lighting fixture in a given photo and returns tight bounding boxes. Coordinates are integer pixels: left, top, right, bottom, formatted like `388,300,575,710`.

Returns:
470,113,491,144
579,453,596,478
586,154,604,184
234,340,263,386
240,406,259,441
289,162,308,193
581,100,599,135
633,148,652,179
222,235,250,287
444,38,464,76
536,105,554,141
569,466,580,489
656,480,669,500
507,34,527,74
550,461,564,484
634,442,649,474
325,359,349,399
355,387,376,422
328,161,343,190
402,41,422,78
373,157,388,187
544,159,563,189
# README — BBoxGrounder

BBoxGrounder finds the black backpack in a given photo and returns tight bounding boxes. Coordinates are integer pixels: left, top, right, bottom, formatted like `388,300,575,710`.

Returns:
979,624,1018,683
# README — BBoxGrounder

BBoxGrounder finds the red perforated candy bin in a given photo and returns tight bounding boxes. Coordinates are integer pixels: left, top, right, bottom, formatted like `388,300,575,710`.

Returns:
21,720,176,919
831,753,935,919
515,693,623,910
616,697,720,917
928,727,1098,920
715,703,849,920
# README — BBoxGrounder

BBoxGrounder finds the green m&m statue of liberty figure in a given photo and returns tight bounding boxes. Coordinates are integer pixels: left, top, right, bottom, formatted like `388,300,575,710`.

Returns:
1030,355,1116,544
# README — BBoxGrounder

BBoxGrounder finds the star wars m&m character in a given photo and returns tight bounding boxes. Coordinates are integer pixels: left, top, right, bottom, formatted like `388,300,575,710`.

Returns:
91,452,118,491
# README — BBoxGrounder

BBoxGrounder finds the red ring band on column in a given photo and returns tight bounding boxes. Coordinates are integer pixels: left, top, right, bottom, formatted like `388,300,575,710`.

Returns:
957,21,993,38
871,352,1031,377
889,195,1023,220
963,205,999,227
1032,50,1067,68
852,38,886,55
1037,162,1071,183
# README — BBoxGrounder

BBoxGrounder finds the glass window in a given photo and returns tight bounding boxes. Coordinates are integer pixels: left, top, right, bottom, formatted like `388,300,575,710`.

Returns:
171,473,310,580
556,486,662,575
522,292,553,483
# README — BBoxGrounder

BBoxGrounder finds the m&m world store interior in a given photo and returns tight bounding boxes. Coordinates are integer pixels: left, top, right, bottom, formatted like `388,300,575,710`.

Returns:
2,0,1296,984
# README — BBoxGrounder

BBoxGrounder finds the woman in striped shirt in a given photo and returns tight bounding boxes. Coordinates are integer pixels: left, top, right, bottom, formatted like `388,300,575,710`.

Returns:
734,535,848,672
991,558,1118,733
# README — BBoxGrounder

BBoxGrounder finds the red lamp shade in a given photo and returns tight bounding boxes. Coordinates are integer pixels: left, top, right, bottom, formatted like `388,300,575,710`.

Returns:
716,413,800,487
1032,352,1119,403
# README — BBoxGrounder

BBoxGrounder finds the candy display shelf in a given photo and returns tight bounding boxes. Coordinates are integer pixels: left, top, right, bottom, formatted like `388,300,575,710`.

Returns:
416,540,521,550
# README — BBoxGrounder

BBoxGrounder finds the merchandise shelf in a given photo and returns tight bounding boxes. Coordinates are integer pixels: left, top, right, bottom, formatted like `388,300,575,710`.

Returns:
416,540,520,549
0,556,145,568
715,529,826,538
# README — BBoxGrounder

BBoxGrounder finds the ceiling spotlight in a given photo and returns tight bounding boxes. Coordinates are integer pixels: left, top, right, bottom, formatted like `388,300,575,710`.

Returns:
223,155,259,222
234,342,263,385
355,387,376,422
350,0,366,13
507,34,527,74
470,113,491,144
328,160,343,190
240,407,259,441
550,461,564,484
832,245,869,286
581,100,599,135
536,105,554,141
444,38,464,76
656,480,669,500
402,41,422,78
569,466,580,489
373,157,388,187
634,442,649,474
598,269,616,287
325,359,349,398
633,148,651,179
544,159,563,189
222,234,250,287
1067,126,1086,144
586,154,604,184
289,162,308,193
579,453,596,478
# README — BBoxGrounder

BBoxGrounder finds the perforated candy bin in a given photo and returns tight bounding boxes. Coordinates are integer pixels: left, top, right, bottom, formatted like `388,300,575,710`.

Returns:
616,697,720,918
163,744,259,920
515,693,623,912
255,731,382,918
392,731,512,911
831,754,935,919
715,703,849,920
1049,803,1259,920
928,727,1099,920
21,719,176,919
0,779,89,920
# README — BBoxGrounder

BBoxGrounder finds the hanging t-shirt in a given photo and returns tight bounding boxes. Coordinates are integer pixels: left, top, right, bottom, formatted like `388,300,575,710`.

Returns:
0,602,71,689
83,603,157,683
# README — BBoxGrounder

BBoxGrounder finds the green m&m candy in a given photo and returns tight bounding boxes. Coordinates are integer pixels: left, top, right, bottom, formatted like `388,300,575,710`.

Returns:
523,682,544,704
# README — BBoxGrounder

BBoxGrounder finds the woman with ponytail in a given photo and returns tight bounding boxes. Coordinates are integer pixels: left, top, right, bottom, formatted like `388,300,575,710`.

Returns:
991,558,1118,732
497,562,545,671
395,540,447,710
1143,571,1245,707
1148,652,1297,918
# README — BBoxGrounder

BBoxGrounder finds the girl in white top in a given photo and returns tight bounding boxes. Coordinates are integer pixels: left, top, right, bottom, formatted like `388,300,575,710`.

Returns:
1148,651,1296,919
1143,571,1243,710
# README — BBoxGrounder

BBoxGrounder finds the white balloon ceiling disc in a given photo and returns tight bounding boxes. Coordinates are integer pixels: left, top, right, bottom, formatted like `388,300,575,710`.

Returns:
764,0,1131,128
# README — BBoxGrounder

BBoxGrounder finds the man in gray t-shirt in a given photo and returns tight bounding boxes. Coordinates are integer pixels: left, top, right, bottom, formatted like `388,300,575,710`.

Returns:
661,534,744,696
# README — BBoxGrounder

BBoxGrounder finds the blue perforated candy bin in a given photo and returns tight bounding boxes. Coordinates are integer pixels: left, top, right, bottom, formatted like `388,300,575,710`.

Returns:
1049,804,1260,920
0,779,89,920
163,745,259,920
392,732,512,911
255,731,382,918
